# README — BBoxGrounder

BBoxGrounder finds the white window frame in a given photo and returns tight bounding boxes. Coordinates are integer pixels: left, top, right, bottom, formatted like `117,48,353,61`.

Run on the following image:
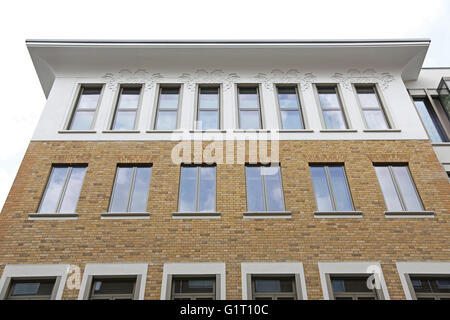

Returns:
241,262,307,300
109,84,144,131
77,263,148,300
195,84,222,131
0,264,70,300
161,263,226,300
318,262,390,300
396,262,450,300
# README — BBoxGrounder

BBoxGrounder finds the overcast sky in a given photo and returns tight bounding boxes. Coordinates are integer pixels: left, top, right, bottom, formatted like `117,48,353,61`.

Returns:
0,0,449,211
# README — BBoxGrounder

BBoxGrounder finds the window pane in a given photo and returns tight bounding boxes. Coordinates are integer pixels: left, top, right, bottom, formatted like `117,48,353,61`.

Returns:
129,167,152,212
278,87,299,109
70,111,95,130
238,87,259,108
357,87,381,109
11,280,55,296
112,111,136,130
78,88,101,109
59,167,86,213
117,88,140,109
159,88,180,109
239,110,261,129
39,167,68,213
254,279,293,293
110,167,133,212
93,278,135,295
246,166,265,211
391,166,423,211
328,166,353,211
310,166,333,211
331,277,371,293
374,166,403,211
174,279,214,294
363,110,388,129
281,110,303,129
156,110,177,130
263,166,285,211
323,110,347,129
199,87,219,109
179,167,197,212
198,167,216,212
414,100,444,143
318,89,340,109
198,110,219,130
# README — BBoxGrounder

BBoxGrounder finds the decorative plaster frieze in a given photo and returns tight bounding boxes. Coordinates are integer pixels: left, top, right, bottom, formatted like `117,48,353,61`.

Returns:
178,69,240,91
331,69,395,90
102,69,164,91
254,69,316,91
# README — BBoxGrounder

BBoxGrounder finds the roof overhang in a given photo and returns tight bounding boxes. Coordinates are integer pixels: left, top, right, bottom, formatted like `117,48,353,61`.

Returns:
26,39,430,97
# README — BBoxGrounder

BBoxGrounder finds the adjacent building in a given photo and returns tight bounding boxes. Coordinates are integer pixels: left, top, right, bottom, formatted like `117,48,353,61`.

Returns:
0,39,449,300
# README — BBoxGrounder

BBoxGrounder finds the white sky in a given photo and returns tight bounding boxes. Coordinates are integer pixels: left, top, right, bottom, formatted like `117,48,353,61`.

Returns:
0,0,449,211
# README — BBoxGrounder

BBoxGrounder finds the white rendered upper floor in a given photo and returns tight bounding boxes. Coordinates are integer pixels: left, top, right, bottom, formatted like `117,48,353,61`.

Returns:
25,39,449,146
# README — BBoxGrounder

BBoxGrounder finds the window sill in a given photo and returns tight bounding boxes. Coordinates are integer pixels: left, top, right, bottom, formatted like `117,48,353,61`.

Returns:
28,213,79,220
314,211,363,218
243,211,292,219
277,129,314,133
233,129,270,133
102,130,140,133
363,129,401,133
431,142,450,146
101,212,150,220
319,129,358,133
58,130,97,134
384,211,435,218
146,130,184,133
189,130,227,133
172,212,221,219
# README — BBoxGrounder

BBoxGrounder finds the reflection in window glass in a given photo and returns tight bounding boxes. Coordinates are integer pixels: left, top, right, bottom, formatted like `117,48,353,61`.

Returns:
317,86,348,129
277,86,304,129
197,86,220,130
111,87,141,130
356,86,389,129
238,87,261,129
155,87,180,130
178,165,216,212
69,86,102,130
413,99,448,142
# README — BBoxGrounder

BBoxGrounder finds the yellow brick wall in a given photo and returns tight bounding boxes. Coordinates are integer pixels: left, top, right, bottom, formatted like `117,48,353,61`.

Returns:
0,140,449,299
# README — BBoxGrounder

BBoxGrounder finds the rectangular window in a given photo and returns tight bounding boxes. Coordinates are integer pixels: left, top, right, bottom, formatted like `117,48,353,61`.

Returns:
251,276,297,300
111,86,141,130
330,276,379,300
109,165,152,213
245,164,285,212
238,86,262,129
197,86,220,130
89,277,137,300
38,165,87,214
309,165,354,212
438,78,450,120
413,98,448,142
68,86,102,130
178,165,216,213
409,276,450,300
276,86,304,129
155,86,180,130
374,164,424,212
317,86,348,129
355,85,390,129
171,277,216,300
7,278,56,300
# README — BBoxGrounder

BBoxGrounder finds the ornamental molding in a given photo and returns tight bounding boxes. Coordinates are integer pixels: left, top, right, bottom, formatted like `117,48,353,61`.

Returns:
331,69,395,90
178,69,240,91
102,69,164,91
254,69,316,91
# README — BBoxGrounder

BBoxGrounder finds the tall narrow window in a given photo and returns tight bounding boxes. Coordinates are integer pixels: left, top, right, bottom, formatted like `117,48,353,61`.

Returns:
374,164,424,212
155,86,180,130
251,277,297,300
238,86,262,129
317,86,348,129
438,78,450,120
68,86,102,130
245,164,285,212
409,276,450,300
330,276,379,300
6,279,56,300
197,86,220,130
171,277,216,300
356,86,390,129
277,86,304,129
89,277,137,300
413,98,448,142
111,86,141,130
309,165,354,212
178,165,216,212
109,165,152,213
38,165,87,214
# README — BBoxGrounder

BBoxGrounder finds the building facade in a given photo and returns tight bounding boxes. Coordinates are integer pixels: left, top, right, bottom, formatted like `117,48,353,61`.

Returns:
0,39,449,300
